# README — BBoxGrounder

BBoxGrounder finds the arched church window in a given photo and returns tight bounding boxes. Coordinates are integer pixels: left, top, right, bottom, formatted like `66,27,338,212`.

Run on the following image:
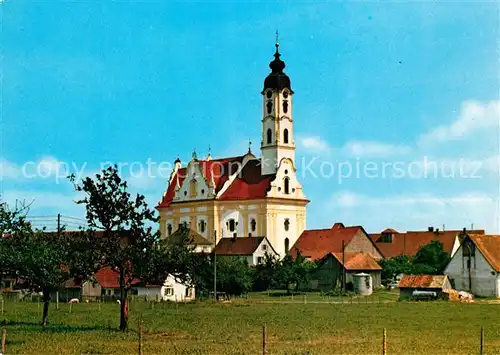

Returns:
250,219,256,232
266,129,273,144
284,177,290,194
283,100,288,114
189,179,197,197
266,101,273,114
284,129,289,144
167,224,172,236
199,220,206,233
284,238,290,254
284,219,290,231
266,90,273,99
227,219,236,233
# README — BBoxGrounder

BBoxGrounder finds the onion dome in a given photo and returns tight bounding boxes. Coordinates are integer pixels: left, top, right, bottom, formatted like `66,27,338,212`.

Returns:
263,41,292,92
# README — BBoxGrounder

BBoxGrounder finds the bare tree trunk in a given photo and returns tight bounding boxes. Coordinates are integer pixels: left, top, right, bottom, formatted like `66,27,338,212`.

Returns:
119,269,129,331
42,287,50,329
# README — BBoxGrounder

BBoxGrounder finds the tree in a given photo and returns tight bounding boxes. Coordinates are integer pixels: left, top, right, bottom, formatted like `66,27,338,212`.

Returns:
0,202,100,328
413,240,450,274
215,257,253,296
71,166,192,331
252,253,280,291
275,252,314,294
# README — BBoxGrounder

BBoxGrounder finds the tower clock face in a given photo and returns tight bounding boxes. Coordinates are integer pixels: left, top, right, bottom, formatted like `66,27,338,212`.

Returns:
266,91,272,98
283,91,289,98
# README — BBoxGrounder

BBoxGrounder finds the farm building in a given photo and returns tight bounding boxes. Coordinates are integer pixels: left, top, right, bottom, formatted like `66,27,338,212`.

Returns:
310,252,382,291
369,227,485,259
214,236,278,265
398,274,452,300
444,234,500,298
50,278,101,302
290,223,383,262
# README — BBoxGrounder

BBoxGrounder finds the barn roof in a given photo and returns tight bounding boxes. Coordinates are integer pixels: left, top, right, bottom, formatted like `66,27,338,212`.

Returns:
327,252,382,271
94,266,141,289
290,223,378,261
369,229,485,258
166,227,213,246
398,274,449,289
214,236,271,256
468,234,500,272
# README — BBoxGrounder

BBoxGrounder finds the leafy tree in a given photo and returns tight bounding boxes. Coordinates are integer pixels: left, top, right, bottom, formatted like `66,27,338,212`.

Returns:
252,253,280,291
379,241,451,280
215,257,253,296
71,166,190,331
413,240,450,274
0,202,100,328
275,252,315,294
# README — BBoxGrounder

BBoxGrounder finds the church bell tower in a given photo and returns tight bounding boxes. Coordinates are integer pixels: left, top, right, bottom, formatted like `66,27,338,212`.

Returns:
261,37,295,176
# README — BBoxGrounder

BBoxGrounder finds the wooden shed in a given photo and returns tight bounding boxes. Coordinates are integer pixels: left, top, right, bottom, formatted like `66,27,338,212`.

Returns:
398,274,452,300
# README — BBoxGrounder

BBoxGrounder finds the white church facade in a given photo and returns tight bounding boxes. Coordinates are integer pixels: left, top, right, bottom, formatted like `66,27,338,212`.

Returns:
157,41,309,257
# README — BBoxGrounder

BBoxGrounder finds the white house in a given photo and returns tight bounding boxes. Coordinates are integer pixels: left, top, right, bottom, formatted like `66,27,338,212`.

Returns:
214,236,278,265
445,234,500,298
136,274,195,302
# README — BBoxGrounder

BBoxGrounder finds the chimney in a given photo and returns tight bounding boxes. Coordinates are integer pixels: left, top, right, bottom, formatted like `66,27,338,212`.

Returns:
435,228,440,234
232,233,237,241
248,233,252,238
428,226,434,232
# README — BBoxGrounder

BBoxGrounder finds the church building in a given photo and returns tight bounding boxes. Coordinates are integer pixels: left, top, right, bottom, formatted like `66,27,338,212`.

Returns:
157,41,309,257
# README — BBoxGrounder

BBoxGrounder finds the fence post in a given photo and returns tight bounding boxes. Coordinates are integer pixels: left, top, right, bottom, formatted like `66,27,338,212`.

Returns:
69,303,72,314
138,319,144,355
480,326,484,355
262,325,267,355
382,328,387,355
1,299,4,315
56,291,59,310
2,321,6,354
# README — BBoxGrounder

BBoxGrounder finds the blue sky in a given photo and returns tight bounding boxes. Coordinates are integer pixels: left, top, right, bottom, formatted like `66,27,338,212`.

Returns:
1,1,499,233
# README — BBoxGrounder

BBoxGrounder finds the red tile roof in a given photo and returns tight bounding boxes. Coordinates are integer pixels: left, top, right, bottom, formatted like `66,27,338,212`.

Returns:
94,266,141,289
468,234,500,272
290,224,367,261
158,155,245,208
214,236,269,256
328,252,382,271
219,159,275,201
167,227,213,246
369,229,485,258
398,274,449,289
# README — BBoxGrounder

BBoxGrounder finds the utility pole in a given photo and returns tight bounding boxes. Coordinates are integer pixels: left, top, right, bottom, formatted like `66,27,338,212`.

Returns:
57,213,61,234
342,240,345,292
213,230,217,301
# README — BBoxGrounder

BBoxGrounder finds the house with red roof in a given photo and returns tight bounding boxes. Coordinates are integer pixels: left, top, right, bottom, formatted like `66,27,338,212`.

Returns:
290,223,383,262
214,236,278,266
369,227,485,259
445,234,500,298
157,42,309,258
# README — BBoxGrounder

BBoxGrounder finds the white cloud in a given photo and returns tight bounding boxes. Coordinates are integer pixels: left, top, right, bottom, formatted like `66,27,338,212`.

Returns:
419,100,500,145
298,136,332,153
342,140,412,158
0,159,20,179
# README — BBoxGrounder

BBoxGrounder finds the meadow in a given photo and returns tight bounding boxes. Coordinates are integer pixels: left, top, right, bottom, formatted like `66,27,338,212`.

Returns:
2,292,500,355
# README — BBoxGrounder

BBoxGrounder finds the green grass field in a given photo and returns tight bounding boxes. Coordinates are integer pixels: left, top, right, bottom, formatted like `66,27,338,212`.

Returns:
2,293,500,354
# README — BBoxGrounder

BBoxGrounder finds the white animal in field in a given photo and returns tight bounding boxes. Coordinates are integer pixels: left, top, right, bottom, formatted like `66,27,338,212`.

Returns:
116,299,121,305
68,298,79,304
85,300,89,303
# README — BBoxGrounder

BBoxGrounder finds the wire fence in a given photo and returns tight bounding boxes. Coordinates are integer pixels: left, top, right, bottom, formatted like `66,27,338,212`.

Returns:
26,214,88,232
